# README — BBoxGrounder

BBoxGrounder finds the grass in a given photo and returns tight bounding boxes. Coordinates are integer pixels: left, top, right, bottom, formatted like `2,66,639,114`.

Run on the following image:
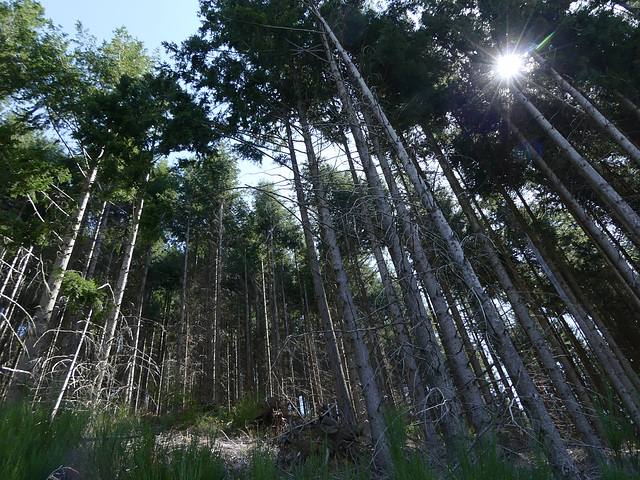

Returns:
595,387,640,480
0,401,226,480
2,400,640,479
231,391,264,430
0,401,86,480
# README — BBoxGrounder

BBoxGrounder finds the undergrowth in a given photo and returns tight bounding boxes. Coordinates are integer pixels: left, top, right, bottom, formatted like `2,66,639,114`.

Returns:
2,400,640,479
0,401,225,480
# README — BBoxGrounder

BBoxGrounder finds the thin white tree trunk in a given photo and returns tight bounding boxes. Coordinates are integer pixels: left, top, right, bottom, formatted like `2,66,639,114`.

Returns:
83,200,109,279
214,202,225,403
531,50,640,168
126,247,150,406
312,8,581,478
51,309,92,420
7,157,102,402
94,173,148,399
260,257,273,397
512,84,640,243
0,248,21,302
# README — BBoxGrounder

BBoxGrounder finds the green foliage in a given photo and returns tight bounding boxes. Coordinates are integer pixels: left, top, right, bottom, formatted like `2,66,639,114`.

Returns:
0,402,227,480
61,270,106,310
453,439,553,480
246,443,372,480
596,387,638,453
0,0,70,104
231,391,263,429
385,408,436,480
82,410,226,480
288,453,372,480
248,448,280,480
0,401,87,480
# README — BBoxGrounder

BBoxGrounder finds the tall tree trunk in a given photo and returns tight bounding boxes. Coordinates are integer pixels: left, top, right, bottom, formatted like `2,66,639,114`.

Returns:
83,200,110,279
51,309,93,420
126,246,151,406
7,156,102,402
176,210,191,393
214,201,225,403
426,133,603,453
94,172,149,400
295,82,391,469
512,84,640,245
498,112,640,307
312,9,581,477
268,232,282,395
261,257,273,397
531,50,640,168
285,119,357,433
244,248,254,393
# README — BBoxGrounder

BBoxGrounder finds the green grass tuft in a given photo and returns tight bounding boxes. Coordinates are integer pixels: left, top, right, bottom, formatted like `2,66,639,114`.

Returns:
0,402,87,480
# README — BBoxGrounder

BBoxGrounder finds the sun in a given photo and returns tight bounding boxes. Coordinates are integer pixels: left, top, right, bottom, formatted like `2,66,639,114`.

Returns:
495,53,524,80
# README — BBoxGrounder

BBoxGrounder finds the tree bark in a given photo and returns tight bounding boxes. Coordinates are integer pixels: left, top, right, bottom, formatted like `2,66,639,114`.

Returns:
531,50,640,168
83,200,110,280
426,133,603,453
312,9,581,477
499,112,640,307
285,119,358,433
94,172,149,401
7,156,102,402
512,84,640,244
176,210,191,394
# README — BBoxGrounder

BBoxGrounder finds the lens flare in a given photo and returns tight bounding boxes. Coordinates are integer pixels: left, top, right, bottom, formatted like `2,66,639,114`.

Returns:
495,53,523,79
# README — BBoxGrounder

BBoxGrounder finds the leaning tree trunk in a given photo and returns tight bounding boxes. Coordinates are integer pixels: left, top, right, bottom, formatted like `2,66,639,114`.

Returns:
615,90,640,120
493,173,640,433
94,172,149,401
340,133,440,446
284,119,357,433
311,7,581,478
531,50,640,168
7,155,102,402
426,132,603,454
243,248,254,393
512,84,640,245
214,202,225,404
321,38,479,447
83,200,110,280
498,112,640,307
51,309,93,420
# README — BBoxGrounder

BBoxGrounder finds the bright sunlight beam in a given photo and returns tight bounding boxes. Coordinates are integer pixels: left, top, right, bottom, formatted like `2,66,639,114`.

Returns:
495,53,523,80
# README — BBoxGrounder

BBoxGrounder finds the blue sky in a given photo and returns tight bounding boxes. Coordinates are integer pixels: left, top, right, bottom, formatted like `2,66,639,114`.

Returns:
39,0,201,56
37,0,290,188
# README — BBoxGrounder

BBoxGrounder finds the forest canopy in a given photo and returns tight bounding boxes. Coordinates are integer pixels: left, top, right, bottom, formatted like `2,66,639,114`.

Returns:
2,0,640,478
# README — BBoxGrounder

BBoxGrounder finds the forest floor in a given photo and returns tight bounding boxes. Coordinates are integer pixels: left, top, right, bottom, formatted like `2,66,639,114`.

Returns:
157,428,258,474
3,400,640,480
152,423,614,480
